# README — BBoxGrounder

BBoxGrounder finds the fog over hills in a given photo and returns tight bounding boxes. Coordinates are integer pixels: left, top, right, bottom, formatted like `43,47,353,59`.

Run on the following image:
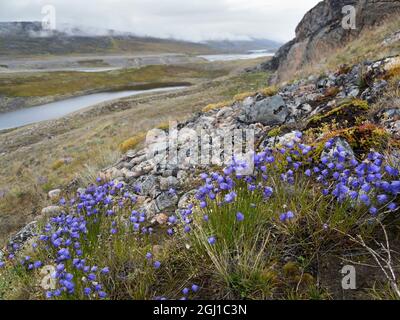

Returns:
0,21,281,56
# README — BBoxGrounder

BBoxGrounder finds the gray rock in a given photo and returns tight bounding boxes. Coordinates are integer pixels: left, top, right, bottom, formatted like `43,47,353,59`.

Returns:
134,175,159,198
159,176,179,191
347,87,360,98
216,107,233,118
382,31,400,46
131,159,155,178
138,201,159,219
178,190,197,209
262,131,302,149
240,95,288,126
41,206,63,218
177,170,189,185
7,221,38,252
321,137,355,162
384,108,400,119
155,192,179,212
361,80,388,102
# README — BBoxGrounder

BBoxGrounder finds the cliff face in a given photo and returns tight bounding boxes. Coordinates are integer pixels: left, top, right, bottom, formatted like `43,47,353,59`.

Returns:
259,0,400,82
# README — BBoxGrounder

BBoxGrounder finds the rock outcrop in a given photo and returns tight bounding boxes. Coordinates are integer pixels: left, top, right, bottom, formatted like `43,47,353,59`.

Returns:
257,0,400,82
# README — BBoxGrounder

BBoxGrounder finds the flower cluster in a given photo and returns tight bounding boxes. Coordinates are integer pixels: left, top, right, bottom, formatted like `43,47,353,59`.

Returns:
189,131,399,244
34,180,138,299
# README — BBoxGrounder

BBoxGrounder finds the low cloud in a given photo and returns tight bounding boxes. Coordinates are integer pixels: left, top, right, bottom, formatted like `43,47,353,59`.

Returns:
0,0,321,42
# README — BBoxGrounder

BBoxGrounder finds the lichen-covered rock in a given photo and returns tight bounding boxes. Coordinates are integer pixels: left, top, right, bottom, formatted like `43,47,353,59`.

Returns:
159,176,180,191
178,189,197,209
321,137,355,162
306,99,369,129
262,131,302,149
134,175,159,198
155,192,179,212
7,221,38,253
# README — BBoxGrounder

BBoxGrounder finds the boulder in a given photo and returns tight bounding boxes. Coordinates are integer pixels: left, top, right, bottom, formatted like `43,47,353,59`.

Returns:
240,95,288,126
256,0,400,83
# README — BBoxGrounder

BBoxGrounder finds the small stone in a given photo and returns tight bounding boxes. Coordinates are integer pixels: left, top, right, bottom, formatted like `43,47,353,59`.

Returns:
41,206,63,218
48,189,61,200
154,213,169,225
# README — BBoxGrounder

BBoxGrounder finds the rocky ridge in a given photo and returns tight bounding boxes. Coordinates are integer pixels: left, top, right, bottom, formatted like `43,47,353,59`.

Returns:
257,0,400,82
2,54,399,255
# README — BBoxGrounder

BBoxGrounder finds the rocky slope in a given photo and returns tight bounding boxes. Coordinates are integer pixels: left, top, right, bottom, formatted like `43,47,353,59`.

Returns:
257,0,400,82
4,54,399,253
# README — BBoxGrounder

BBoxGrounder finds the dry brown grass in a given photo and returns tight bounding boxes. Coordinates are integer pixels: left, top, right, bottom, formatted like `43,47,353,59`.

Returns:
119,132,147,153
202,100,235,112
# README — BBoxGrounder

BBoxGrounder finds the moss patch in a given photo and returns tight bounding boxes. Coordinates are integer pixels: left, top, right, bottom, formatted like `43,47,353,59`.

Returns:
307,99,369,129
311,123,390,159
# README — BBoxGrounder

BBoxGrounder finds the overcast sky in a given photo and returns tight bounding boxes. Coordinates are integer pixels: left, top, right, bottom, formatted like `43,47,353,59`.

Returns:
0,0,321,42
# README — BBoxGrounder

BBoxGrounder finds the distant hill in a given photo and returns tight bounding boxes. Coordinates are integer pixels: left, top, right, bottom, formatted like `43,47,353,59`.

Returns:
0,21,214,57
204,39,282,53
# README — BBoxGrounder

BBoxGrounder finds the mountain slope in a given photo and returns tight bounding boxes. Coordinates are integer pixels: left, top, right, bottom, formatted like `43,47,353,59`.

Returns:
0,22,213,57
204,39,282,53
257,0,400,82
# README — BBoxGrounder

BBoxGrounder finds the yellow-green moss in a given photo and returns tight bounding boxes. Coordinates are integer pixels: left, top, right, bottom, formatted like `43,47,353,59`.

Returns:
283,262,300,279
310,123,390,159
267,127,282,138
307,99,369,129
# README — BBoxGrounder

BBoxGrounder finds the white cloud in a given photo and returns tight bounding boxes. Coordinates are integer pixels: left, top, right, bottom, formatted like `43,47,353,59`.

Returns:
0,0,321,41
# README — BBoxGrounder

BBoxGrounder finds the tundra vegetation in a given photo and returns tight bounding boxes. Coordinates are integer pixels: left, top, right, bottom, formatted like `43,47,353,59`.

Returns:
0,11,399,301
